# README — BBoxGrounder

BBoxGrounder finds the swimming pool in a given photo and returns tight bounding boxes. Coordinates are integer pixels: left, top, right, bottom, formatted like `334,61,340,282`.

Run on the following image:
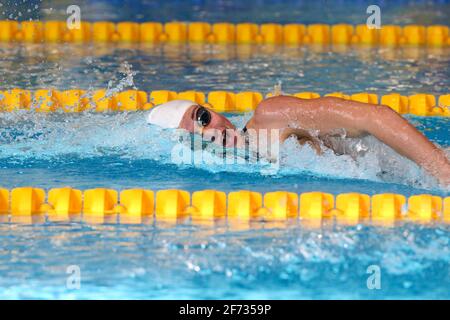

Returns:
0,0,449,300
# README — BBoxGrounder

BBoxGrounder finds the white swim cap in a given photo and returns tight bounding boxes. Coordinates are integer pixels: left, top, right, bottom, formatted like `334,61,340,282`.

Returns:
146,100,196,128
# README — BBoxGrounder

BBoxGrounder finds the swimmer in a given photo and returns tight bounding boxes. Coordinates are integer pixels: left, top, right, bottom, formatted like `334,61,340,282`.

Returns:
147,96,450,186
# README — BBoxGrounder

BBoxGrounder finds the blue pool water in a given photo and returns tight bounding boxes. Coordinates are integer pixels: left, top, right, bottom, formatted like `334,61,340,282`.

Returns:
0,0,450,299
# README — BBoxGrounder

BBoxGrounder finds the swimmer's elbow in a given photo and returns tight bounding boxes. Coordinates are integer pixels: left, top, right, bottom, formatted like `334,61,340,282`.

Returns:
379,104,397,114
369,104,399,124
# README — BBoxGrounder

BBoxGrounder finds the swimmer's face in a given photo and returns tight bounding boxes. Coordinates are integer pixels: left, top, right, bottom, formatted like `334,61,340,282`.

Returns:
179,105,238,148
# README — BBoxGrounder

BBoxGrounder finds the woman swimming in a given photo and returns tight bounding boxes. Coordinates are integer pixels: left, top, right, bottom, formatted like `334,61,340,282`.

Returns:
147,96,450,186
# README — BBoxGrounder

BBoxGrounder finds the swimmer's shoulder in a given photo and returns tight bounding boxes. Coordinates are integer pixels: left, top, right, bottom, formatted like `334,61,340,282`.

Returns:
254,95,296,114
255,95,346,115
255,95,314,114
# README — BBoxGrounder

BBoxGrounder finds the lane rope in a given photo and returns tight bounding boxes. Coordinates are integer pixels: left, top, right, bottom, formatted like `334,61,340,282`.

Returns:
0,20,449,47
1,89,449,116
0,187,448,225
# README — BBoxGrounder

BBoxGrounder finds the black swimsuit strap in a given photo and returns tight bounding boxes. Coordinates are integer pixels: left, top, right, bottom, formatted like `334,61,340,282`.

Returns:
241,126,260,160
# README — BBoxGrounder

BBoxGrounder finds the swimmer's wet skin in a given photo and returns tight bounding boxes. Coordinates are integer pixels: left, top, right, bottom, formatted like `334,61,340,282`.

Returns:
147,96,450,187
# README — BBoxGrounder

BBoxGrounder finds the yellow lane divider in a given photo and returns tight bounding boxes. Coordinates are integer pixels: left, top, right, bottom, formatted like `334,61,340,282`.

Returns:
0,21,449,47
0,187,448,226
0,89,449,116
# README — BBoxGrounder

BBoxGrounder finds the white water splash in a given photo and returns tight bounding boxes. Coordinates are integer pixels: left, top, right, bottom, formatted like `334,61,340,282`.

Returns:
105,61,138,97
0,110,447,192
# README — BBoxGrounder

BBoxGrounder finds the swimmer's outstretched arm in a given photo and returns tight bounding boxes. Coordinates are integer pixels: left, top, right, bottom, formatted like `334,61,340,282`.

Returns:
254,96,450,185
363,102,449,184
314,97,450,185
